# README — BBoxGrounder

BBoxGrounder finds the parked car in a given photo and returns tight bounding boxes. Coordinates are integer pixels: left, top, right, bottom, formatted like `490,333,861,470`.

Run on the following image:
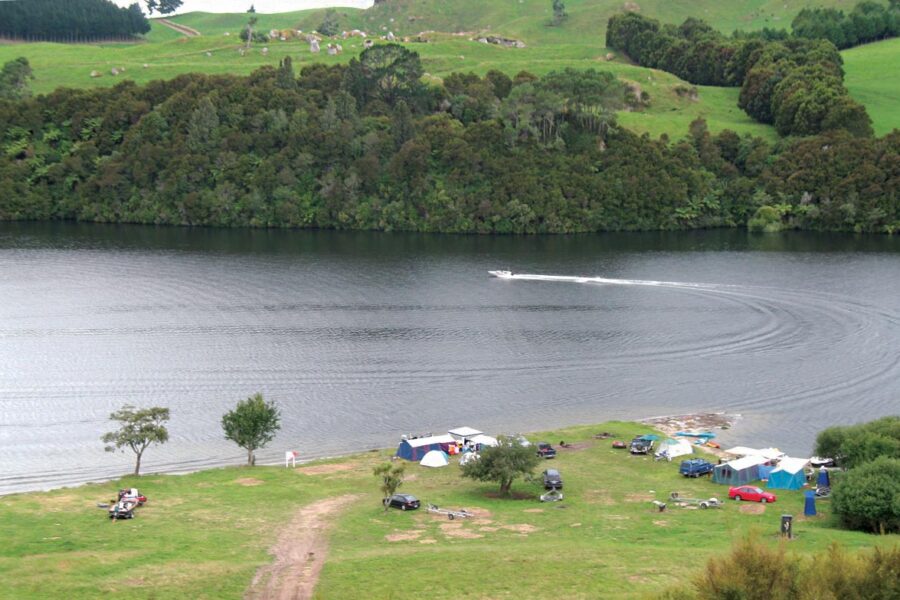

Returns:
679,459,715,478
536,442,557,459
542,468,563,489
630,436,653,455
728,486,776,503
383,494,421,511
118,488,147,505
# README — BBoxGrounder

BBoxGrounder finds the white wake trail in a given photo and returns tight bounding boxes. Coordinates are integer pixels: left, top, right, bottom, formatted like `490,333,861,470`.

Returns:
490,271,721,290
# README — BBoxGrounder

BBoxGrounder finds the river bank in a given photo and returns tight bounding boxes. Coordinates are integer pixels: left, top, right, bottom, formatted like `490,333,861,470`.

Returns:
1,419,894,599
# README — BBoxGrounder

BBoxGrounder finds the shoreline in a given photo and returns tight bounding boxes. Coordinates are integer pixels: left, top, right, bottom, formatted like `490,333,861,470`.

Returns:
0,412,743,497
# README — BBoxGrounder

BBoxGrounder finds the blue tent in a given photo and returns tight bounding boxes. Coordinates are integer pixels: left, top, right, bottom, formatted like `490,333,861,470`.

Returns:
395,434,455,461
767,458,809,491
713,455,767,485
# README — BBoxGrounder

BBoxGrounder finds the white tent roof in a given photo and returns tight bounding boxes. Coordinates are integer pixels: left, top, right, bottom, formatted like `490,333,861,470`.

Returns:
772,457,810,474
420,450,450,467
724,455,769,471
448,426,483,438
405,434,455,448
470,434,498,447
725,446,784,460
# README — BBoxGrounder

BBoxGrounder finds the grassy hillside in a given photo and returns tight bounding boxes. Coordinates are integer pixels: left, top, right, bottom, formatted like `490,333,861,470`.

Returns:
0,0,895,140
0,422,895,599
843,37,900,136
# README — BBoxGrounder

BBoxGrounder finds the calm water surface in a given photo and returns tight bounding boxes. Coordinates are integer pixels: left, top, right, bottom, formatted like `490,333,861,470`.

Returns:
1,223,898,494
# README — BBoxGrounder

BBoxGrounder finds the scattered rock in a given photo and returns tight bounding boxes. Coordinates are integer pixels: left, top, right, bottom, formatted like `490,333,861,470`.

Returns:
261,47,269,55
386,31,395,41
90,70,102,78
110,67,119,76
224,31,230,36
605,52,615,61
624,1,641,11
142,63,149,68
363,39,374,49
476,35,526,48
205,51,212,57
310,39,321,53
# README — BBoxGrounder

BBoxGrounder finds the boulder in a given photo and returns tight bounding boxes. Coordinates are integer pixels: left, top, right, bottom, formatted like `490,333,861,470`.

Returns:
363,39,374,48
110,67,119,76
90,70,102,78
310,39,320,53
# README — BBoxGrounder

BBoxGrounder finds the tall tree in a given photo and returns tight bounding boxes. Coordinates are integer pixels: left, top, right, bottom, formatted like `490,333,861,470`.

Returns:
342,44,425,110
101,405,170,476
0,58,33,100
222,393,281,466
460,435,541,495
373,462,406,510
245,6,258,50
551,0,568,25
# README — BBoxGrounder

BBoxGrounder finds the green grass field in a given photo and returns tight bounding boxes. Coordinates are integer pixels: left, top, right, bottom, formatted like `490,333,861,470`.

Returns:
843,37,900,136
0,421,895,599
2,0,894,140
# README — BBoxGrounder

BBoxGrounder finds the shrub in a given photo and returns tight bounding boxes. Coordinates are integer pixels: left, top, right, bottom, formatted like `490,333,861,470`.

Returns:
831,457,900,533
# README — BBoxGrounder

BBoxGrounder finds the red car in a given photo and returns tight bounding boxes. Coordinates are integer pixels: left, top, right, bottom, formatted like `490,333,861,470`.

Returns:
728,486,776,503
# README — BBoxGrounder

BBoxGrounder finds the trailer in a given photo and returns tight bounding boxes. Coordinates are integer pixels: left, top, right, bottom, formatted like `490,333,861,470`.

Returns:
668,492,722,509
426,503,473,520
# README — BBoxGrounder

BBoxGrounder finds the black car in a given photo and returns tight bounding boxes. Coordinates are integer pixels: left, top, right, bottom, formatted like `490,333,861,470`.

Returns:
383,494,421,511
630,437,653,455
537,442,557,459
542,468,563,489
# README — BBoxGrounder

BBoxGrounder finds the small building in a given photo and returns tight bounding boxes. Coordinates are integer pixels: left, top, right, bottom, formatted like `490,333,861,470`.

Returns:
395,434,455,461
713,455,768,485
767,457,810,490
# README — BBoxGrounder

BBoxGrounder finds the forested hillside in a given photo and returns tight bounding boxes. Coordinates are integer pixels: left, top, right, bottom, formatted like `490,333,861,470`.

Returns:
0,0,149,41
1,47,897,234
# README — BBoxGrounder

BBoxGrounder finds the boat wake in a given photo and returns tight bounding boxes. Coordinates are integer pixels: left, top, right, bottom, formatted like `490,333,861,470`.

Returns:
489,270,721,290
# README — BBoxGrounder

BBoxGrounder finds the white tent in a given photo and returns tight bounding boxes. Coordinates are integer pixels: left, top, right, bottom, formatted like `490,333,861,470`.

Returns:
657,438,693,458
725,446,785,461
470,434,498,448
459,452,479,466
420,450,450,468
448,426,483,440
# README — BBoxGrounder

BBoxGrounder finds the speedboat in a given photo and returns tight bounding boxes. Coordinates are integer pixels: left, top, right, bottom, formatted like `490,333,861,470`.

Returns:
488,270,514,278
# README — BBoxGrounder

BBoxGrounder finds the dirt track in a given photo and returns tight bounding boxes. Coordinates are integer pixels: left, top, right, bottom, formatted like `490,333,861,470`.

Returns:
245,494,360,600
158,19,201,37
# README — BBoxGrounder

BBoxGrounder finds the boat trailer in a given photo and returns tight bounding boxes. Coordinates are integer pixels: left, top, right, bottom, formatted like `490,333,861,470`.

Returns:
668,492,722,509
427,503,473,520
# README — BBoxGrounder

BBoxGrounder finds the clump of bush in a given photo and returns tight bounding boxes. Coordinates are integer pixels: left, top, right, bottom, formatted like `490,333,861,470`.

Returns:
832,457,900,534
661,535,900,599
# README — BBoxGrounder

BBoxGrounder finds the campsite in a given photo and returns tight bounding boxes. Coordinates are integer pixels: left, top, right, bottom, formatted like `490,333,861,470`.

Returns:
0,420,894,599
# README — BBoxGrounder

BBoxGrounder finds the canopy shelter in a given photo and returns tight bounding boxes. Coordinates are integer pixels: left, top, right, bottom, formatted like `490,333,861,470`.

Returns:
420,450,450,468
656,438,693,459
448,426,483,441
768,457,810,490
713,455,767,485
724,446,784,461
470,434,498,448
396,434,456,461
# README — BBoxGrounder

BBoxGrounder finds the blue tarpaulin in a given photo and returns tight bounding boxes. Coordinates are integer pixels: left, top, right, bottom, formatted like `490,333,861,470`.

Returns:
804,491,817,516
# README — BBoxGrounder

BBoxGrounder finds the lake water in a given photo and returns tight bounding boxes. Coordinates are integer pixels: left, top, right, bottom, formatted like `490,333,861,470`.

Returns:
1,223,898,494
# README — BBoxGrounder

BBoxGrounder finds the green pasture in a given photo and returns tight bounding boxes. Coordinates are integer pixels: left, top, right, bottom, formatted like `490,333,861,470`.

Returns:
842,37,900,136
0,421,894,599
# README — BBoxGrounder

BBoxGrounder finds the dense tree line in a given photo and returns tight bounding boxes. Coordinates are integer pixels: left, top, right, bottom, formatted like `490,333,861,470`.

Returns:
0,0,149,42
606,12,872,137
792,1,900,49
0,47,897,234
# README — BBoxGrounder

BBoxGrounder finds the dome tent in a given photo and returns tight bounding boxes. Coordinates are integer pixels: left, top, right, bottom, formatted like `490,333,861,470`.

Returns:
420,450,450,468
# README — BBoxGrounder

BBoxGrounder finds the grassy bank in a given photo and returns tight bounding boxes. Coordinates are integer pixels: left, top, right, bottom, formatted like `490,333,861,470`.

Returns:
843,37,900,136
1,421,895,599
